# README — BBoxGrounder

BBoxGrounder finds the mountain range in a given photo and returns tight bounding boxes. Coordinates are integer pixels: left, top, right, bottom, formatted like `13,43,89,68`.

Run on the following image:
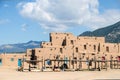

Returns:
80,21,120,43
0,41,42,53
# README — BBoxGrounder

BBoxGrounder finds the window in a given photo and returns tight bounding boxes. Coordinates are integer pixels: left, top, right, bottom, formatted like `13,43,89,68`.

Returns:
74,57,77,64
50,48,52,51
84,45,87,50
76,47,78,52
98,43,100,52
94,45,96,51
62,39,66,46
71,40,74,44
11,58,14,61
60,48,63,53
106,46,109,52
46,59,52,65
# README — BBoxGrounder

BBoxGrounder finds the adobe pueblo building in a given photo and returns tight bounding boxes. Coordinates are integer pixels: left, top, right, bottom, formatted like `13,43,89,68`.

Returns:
0,32,120,71
24,32,120,71
0,53,25,68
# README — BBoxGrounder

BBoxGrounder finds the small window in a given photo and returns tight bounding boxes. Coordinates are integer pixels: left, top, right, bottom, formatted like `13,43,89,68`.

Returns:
76,47,78,52
71,40,74,44
72,57,77,64
62,39,66,46
11,58,14,61
50,48,52,51
106,46,109,52
60,48,63,53
84,45,87,50
98,43,100,52
94,45,96,51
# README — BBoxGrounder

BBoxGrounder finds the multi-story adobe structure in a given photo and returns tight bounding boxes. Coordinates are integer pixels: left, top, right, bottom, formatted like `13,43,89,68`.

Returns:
0,32,120,70
25,32,120,70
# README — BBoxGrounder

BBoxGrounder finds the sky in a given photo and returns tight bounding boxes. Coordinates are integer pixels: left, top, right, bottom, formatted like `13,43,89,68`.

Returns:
0,0,120,45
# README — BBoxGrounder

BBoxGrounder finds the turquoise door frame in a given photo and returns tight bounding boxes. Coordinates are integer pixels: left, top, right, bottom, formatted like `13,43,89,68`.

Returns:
64,57,68,64
0,59,2,66
18,59,22,67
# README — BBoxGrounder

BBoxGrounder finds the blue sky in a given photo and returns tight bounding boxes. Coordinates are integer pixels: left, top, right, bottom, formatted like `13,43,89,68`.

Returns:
0,0,120,45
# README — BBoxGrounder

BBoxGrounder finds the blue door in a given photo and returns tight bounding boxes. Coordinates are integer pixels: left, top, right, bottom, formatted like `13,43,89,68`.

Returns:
64,57,68,64
18,59,22,67
0,59,2,66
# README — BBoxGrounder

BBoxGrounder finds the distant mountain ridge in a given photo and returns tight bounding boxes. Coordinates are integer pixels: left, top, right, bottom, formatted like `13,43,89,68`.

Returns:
80,21,120,43
0,40,42,53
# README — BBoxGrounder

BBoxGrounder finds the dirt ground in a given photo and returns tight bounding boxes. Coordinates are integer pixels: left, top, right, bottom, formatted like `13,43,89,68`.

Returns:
0,66,120,80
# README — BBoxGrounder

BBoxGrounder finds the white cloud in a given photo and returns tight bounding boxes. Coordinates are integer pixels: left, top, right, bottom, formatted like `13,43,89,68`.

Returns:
17,0,120,31
21,23,28,31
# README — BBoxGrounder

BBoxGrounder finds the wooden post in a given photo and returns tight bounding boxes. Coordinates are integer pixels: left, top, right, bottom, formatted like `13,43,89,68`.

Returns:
72,59,74,69
94,60,96,70
44,58,45,69
105,60,107,70
110,59,112,69
76,59,77,70
94,56,96,70
22,56,24,71
29,62,31,71
101,61,103,69
79,58,81,70
117,60,118,69
98,61,100,71
114,60,115,69
69,57,70,69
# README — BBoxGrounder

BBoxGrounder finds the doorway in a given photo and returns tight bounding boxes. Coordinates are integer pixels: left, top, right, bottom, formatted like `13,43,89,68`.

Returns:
0,59,2,66
18,59,22,67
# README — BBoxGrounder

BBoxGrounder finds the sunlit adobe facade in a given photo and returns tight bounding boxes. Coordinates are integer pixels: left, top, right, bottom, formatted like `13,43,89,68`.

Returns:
0,32,120,70
25,32,120,69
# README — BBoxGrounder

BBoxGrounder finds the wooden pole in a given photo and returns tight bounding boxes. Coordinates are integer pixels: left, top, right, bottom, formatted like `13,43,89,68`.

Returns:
69,57,70,69
117,60,118,69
